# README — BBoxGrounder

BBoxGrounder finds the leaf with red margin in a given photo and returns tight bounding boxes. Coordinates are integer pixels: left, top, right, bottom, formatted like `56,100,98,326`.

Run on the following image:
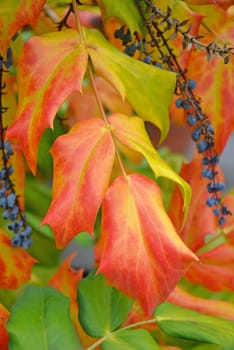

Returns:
186,0,234,10
168,286,234,321
97,174,198,316
0,0,45,55
0,304,9,350
42,118,115,248
49,254,83,333
169,153,234,291
6,29,88,174
0,230,36,289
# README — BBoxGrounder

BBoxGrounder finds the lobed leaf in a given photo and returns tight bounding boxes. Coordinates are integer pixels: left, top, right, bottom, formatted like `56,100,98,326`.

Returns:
98,174,198,316
78,272,133,337
85,28,177,144
6,29,88,173
6,286,82,350
0,0,45,55
155,302,234,350
0,230,36,289
109,113,191,225
42,118,115,248
102,329,162,350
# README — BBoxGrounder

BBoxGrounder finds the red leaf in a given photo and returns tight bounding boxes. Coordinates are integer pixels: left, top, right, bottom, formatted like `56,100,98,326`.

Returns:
97,174,197,316
168,286,234,320
42,118,115,248
0,304,9,350
6,30,88,173
0,230,36,289
0,0,45,55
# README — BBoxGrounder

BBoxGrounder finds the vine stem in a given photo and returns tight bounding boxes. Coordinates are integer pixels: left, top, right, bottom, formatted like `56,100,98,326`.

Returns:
86,318,157,350
71,0,128,178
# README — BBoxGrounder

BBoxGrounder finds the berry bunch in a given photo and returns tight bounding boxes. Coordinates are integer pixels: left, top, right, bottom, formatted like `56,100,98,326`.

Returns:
175,80,231,225
0,55,32,249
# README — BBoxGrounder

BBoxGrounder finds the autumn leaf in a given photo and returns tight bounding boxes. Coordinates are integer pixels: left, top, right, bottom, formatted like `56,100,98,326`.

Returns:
42,118,115,248
85,28,176,144
168,286,234,321
6,29,88,173
0,230,36,289
97,174,198,316
0,0,45,55
169,154,234,291
0,304,9,350
109,113,191,225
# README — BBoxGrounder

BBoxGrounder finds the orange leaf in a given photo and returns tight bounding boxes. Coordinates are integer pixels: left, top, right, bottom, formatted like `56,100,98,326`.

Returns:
168,286,234,320
6,29,88,173
0,230,36,289
169,154,234,291
0,304,9,350
97,174,198,316
42,118,115,248
49,254,83,333
0,0,45,55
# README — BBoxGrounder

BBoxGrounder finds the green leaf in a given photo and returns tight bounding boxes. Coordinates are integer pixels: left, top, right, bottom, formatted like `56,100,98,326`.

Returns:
155,302,234,350
7,286,82,350
78,272,133,337
102,329,162,350
85,28,176,143
98,0,145,36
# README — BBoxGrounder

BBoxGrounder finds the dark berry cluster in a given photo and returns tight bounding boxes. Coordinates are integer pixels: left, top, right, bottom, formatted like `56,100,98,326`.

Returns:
175,80,231,226
0,141,33,249
1,53,32,249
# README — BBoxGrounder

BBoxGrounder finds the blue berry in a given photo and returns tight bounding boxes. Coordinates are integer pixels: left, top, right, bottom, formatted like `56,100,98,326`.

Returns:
4,141,13,155
124,43,137,56
221,205,231,215
6,192,16,208
188,79,196,89
0,169,6,180
219,217,226,226
154,62,163,68
187,114,197,126
22,237,32,249
202,168,216,180
206,197,220,207
206,124,214,133
11,235,22,247
20,225,33,237
144,54,152,64
9,206,19,220
181,100,191,110
0,197,7,208
213,208,220,216
192,127,201,141
207,182,225,193
197,140,209,153
175,98,183,108
11,32,19,41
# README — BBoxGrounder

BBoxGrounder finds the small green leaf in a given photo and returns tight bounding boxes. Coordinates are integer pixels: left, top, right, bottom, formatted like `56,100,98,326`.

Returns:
155,302,234,350
78,272,133,337
98,0,145,36
7,286,82,350
102,329,162,350
85,28,176,143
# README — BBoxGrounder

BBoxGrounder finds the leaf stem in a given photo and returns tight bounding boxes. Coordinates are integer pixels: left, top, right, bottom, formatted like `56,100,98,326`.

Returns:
86,318,156,350
71,1,128,178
